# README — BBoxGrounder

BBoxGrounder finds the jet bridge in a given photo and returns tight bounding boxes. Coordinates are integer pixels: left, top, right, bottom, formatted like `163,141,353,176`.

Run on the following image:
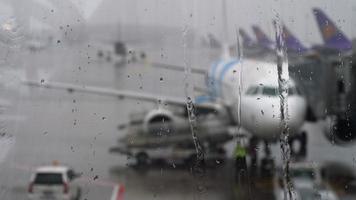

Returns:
290,53,353,119
290,52,356,144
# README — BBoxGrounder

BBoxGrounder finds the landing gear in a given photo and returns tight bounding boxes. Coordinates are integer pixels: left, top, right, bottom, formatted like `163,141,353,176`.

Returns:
245,132,308,177
289,131,307,160
248,137,259,177
260,141,275,177
247,138,275,177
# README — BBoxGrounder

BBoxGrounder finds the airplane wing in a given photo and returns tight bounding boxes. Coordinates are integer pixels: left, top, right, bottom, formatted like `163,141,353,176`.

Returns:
23,80,217,112
146,61,206,75
144,61,210,95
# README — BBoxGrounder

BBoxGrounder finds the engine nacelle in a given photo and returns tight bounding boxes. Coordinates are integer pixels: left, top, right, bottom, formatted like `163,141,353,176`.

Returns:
323,116,356,145
143,109,184,136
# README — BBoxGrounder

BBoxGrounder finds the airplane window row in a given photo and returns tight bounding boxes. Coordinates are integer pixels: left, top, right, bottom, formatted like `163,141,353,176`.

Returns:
246,86,301,96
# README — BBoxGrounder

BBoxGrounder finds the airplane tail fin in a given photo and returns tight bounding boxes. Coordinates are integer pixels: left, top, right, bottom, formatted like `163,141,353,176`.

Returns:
312,8,352,51
282,25,307,53
252,25,274,49
239,28,253,46
207,33,222,48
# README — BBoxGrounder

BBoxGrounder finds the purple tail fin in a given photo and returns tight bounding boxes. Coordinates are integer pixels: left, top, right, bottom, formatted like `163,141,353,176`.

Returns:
239,28,253,47
207,33,222,48
313,8,352,52
252,25,274,49
282,25,308,53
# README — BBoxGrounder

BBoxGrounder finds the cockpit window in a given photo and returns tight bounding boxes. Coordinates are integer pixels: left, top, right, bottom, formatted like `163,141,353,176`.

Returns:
247,86,297,97
252,86,302,96
262,87,278,96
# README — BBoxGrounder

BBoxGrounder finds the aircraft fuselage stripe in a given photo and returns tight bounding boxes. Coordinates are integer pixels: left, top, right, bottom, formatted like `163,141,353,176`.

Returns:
209,60,222,97
217,60,239,96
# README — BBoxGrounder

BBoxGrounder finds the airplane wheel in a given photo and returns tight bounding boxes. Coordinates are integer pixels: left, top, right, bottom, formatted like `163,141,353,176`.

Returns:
290,132,307,160
260,157,275,177
299,131,307,157
248,137,259,177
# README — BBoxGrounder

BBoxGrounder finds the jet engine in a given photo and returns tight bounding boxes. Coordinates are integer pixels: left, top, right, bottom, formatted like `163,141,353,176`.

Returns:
143,109,186,136
323,113,356,145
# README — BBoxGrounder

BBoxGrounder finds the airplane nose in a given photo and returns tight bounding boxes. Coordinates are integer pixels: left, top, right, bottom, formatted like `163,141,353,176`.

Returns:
241,96,307,141
241,97,280,140
287,97,307,135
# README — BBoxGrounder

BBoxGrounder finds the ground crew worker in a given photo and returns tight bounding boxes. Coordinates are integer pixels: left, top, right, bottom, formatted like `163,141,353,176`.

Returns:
234,141,248,185
233,141,251,200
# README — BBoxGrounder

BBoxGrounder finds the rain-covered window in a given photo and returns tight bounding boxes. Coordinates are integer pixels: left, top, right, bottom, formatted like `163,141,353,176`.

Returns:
0,0,355,200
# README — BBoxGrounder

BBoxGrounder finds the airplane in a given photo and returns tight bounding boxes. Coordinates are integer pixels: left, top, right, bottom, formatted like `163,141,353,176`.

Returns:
239,25,307,60
17,1,356,174
282,25,308,54
239,28,254,48
237,28,270,58
279,23,322,64
21,0,320,170
251,24,310,58
312,8,353,54
24,1,352,170
242,8,352,59
206,33,222,49
252,25,275,51
239,25,307,59
23,38,317,170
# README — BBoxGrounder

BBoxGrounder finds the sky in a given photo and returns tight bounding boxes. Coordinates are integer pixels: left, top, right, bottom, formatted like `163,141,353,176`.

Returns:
0,0,355,47
85,0,356,47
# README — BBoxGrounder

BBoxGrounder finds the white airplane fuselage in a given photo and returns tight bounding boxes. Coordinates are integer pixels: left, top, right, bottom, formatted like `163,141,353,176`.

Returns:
207,58,307,142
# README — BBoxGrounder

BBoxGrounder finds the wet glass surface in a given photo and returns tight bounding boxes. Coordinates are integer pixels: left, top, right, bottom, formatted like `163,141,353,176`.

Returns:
0,0,355,200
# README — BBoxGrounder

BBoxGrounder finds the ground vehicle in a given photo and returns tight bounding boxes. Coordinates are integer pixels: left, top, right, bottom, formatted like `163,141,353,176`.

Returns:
111,142,226,167
289,162,322,187
275,162,328,200
275,189,301,200
109,109,230,167
275,169,301,200
287,185,338,200
28,165,81,200
275,162,339,200
316,185,339,200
